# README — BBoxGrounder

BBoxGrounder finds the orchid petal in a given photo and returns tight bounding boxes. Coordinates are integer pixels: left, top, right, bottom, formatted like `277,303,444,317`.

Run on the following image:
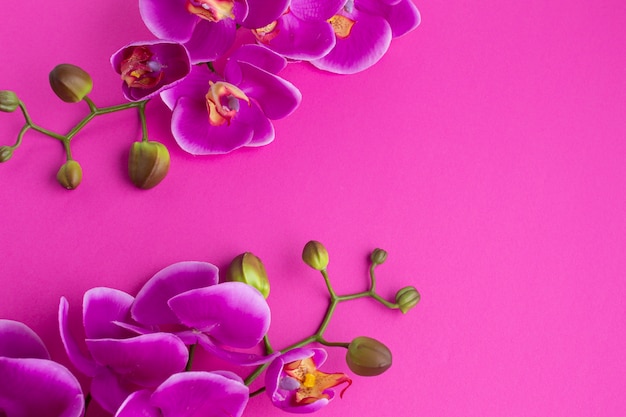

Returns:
169,282,270,349
161,65,221,110
290,0,345,20
260,14,336,60
82,287,135,340
0,357,84,417
58,297,98,377
132,261,219,326
91,366,140,414
0,319,49,359
356,0,421,37
312,10,391,74
139,0,198,42
195,333,279,365
185,19,237,64
115,389,159,417
230,44,287,74
86,333,188,387
151,371,249,417
225,61,301,119
240,0,289,28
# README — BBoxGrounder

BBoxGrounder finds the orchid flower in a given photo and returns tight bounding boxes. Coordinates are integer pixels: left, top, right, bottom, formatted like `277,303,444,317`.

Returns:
115,371,249,417
111,40,191,101
160,45,301,154
58,288,189,413
265,348,352,413
130,261,275,365
312,0,421,74
0,319,84,417
138,0,289,63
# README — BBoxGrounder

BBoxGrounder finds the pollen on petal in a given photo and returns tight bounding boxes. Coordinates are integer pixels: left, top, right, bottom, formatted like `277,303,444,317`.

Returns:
328,14,355,39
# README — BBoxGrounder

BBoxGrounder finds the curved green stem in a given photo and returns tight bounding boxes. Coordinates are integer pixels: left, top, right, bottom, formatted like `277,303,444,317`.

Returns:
185,343,197,371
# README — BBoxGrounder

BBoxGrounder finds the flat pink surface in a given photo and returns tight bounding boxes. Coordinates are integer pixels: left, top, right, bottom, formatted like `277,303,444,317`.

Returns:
1,1,625,416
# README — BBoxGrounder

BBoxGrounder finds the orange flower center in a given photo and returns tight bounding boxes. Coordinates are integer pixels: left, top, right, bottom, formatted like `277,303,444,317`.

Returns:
283,357,352,405
205,81,250,126
186,0,235,22
120,46,165,89
328,14,356,39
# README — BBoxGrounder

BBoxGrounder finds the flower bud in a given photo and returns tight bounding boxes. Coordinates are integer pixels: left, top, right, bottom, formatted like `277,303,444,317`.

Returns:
0,90,19,112
395,286,420,314
0,146,13,163
128,141,170,189
346,336,392,377
370,248,388,265
302,240,329,271
227,252,270,298
56,160,83,190
49,64,93,103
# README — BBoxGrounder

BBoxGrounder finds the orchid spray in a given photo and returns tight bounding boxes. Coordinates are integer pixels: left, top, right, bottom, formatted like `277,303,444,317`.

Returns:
0,0,420,190
2,241,420,416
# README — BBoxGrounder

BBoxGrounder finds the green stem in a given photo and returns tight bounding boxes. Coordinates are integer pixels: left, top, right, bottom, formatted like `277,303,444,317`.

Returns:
249,387,266,397
138,100,149,142
185,343,197,371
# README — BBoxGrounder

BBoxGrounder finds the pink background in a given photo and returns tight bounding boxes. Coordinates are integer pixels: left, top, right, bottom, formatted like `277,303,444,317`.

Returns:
1,0,625,416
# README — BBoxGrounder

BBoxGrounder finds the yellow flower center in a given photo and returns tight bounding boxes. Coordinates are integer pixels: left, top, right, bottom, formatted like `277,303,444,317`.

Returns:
186,0,235,22
328,15,356,39
205,81,250,126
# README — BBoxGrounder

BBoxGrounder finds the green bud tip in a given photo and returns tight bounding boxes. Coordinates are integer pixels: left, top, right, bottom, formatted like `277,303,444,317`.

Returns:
0,146,14,163
395,286,420,314
49,64,93,103
56,160,83,190
370,248,388,265
0,90,19,112
227,252,270,298
128,141,170,189
302,240,329,271
346,336,393,377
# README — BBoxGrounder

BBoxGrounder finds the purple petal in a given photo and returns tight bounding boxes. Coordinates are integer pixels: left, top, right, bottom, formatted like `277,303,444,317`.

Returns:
259,13,336,60
229,44,287,74
356,0,420,37
83,287,135,340
58,297,98,377
185,19,237,64
291,0,345,20
91,366,140,414
169,282,270,348
139,0,198,42
0,357,84,417
240,0,289,28
247,110,275,147
312,9,392,74
132,261,219,326
86,333,188,387
0,319,49,359
195,333,279,365
225,61,301,119
115,389,159,417
161,65,221,110
151,371,249,417
170,96,255,154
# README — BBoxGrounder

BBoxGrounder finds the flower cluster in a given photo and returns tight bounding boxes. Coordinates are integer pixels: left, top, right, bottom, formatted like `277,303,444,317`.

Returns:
0,0,420,189
1,241,420,417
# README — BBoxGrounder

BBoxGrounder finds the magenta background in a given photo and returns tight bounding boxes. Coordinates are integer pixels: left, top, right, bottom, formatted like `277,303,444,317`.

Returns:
1,1,625,416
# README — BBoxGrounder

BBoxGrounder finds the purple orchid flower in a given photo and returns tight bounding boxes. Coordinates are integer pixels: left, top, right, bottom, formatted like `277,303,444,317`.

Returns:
0,319,84,417
160,45,301,154
311,0,421,74
265,347,352,414
58,288,189,414
111,40,191,102
129,261,275,365
252,0,346,60
138,0,289,64
115,371,249,417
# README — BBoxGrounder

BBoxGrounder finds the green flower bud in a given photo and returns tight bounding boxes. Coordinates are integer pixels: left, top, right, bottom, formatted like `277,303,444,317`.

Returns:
395,286,420,314
128,141,170,189
302,240,329,271
0,90,19,112
49,64,93,103
346,336,392,377
56,160,83,190
370,248,388,265
0,146,14,163
227,252,270,298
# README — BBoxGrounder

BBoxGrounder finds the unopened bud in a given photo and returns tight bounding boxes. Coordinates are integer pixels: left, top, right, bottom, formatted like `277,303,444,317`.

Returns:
346,336,392,377
227,252,270,298
0,90,19,112
128,141,170,189
49,64,93,103
370,248,388,265
302,240,329,271
56,160,83,190
395,286,420,314
0,146,13,163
